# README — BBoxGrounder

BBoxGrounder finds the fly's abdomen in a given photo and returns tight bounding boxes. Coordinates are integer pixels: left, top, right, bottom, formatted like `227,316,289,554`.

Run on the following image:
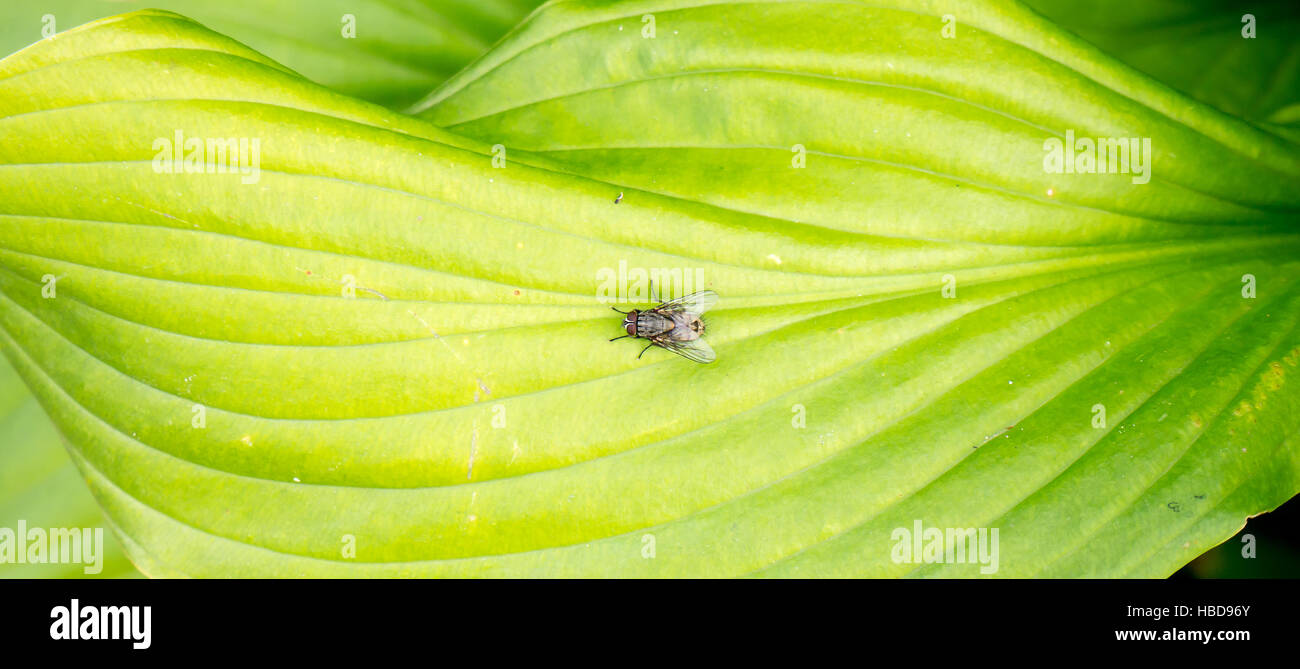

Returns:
669,313,704,341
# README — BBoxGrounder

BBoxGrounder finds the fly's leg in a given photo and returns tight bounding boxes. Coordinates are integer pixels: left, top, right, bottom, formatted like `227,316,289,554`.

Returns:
638,343,654,359
610,335,630,342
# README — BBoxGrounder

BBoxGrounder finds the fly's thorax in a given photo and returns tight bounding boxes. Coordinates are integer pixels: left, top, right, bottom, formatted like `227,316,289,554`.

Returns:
636,310,675,337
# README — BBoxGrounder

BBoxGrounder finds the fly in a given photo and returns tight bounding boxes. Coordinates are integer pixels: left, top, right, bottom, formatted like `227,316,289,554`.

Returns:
609,287,718,363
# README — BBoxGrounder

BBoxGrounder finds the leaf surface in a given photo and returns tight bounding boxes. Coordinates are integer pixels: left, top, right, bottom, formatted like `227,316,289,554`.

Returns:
1,3,1297,576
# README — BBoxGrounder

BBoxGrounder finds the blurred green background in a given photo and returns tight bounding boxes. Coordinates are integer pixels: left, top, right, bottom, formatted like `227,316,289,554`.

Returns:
0,355,139,577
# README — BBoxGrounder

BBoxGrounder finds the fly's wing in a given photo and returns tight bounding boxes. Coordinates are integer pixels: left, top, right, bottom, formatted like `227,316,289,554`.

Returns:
658,336,716,364
656,290,718,316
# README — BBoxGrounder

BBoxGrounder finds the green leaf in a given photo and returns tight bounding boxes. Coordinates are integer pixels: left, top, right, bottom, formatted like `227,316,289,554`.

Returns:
1,3,1297,577
0,0,539,576
0,0,547,109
